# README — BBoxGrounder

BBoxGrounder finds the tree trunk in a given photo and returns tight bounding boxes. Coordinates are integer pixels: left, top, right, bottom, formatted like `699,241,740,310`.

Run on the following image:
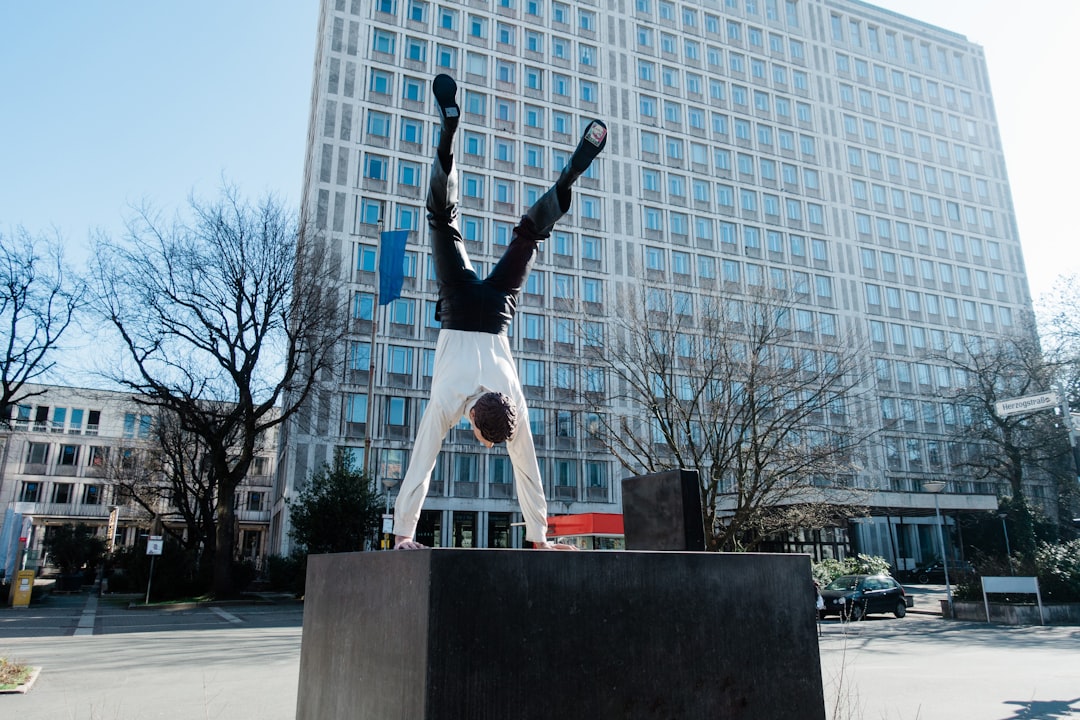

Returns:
213,487,237,598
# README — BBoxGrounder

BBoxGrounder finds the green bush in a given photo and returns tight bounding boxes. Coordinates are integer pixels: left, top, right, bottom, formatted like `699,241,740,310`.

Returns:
954,541,1080,603
264,553,307,597
812,554,891,586
1035,539,1080,602
104,539,210,599
42,523,106,577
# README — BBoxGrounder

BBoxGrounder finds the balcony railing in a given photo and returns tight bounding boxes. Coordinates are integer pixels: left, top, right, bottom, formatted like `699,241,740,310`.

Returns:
235,509,272,524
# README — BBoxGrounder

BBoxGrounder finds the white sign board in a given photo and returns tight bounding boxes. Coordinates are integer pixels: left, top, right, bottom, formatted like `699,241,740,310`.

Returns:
981,576,1043,625
994,392,1059,418
146,535,164,556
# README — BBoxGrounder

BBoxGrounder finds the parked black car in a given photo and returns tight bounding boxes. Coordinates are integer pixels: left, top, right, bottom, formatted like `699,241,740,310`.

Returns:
818,574,912,621
908,560,977,584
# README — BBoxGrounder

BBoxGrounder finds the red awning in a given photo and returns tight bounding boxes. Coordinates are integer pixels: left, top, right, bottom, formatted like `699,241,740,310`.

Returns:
546,513,624,537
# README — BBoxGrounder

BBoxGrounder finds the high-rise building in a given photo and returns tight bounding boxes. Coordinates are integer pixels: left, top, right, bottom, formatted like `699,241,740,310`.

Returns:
274,0,1037,568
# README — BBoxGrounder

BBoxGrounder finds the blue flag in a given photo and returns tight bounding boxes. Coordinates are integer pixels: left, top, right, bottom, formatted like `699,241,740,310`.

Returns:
378,229,410,305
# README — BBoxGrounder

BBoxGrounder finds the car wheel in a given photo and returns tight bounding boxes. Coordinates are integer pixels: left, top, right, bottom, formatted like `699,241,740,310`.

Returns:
917,573,930,584
894,601,907,618
846,604,865,622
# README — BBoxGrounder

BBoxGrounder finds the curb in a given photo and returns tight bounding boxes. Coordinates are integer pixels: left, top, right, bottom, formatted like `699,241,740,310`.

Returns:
0,666,42,695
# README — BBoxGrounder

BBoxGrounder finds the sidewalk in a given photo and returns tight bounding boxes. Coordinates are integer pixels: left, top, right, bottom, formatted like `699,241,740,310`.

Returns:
903,582,948,615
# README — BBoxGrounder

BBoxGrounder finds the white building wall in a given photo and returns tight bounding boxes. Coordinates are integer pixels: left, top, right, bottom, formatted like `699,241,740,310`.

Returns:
0,384,277,577
275,0,1040,555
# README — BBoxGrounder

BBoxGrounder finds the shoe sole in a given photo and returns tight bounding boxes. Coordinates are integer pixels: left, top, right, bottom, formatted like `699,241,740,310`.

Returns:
432,74,459,119
584,121,607,148
571,120,607,170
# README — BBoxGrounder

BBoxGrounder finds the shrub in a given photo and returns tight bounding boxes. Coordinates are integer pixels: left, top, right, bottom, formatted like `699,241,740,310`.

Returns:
104,539,209,599
41,523,106,577
265,553,307,597
812,554,891,586
1034,539,1080,602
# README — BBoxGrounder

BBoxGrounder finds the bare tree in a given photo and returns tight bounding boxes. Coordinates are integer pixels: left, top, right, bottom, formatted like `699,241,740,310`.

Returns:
933,331,1073,551
586,284,873,551
0,227,85,423
90,185,343,597
1037,273,1080,358
1036,274,1080,534
103,409,218,558
935,333,1064,498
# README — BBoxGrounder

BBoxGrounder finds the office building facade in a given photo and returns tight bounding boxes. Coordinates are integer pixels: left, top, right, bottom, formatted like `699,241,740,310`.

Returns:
0,384,277,579
274,0,1038,567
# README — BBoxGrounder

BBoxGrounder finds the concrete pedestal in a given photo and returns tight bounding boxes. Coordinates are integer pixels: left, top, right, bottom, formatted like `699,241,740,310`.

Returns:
621,469,706,550
296,550,825,720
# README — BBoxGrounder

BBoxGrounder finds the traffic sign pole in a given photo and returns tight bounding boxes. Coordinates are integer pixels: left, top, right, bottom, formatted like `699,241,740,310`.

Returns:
145,535,163,605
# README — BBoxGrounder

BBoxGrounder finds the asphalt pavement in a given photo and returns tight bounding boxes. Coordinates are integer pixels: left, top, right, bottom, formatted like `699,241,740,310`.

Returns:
0,586,1077,720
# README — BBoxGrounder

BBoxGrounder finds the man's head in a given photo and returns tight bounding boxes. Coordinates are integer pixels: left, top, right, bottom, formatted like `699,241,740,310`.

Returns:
469,391,517,447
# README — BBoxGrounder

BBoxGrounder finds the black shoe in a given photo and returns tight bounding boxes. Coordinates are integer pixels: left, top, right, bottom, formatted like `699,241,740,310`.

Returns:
432,73,459,131
569,119,607,172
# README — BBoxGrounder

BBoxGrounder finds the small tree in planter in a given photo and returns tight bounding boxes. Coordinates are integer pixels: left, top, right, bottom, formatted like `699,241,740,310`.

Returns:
42,524,106,591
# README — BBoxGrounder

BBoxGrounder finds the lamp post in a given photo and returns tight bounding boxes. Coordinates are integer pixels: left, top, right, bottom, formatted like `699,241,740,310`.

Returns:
922,480,952,617
998,511,1014,575
381,478,398,550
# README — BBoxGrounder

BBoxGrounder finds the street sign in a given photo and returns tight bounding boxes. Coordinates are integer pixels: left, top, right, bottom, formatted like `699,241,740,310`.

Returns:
106,506,120,554
994,391,1060,418
146,535,163,556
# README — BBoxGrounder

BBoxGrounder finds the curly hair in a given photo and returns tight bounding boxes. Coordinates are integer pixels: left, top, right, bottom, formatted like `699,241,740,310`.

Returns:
471,392,518,444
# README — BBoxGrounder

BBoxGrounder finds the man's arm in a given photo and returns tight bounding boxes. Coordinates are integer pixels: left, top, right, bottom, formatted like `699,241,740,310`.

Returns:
504,409,549,544
392,390,462,544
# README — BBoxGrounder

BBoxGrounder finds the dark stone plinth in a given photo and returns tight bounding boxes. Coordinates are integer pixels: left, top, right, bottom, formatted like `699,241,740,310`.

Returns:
622,469,706,550
296,550,825,720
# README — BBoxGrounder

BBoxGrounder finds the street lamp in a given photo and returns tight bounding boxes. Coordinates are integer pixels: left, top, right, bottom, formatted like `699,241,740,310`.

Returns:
998,511,1014,575
922,480,953,617
381,478,399,550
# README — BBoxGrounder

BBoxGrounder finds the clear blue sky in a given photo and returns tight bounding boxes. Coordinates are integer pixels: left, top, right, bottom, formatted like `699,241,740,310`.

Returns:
1,1,1076,304
0,2,319,247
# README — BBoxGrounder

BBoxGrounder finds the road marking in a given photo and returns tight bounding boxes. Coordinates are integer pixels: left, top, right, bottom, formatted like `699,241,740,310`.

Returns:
210,607,243,624
73,594,98,636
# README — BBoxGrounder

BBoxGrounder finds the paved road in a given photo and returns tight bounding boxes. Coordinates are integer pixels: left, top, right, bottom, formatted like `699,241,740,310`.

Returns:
1,593,305,720
1,588,1078,719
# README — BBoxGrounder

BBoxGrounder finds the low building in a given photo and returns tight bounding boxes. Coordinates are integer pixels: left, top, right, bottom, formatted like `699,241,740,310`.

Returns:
0,383,276,580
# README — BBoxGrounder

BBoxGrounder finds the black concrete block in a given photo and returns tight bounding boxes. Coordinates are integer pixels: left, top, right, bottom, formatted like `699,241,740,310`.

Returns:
296,550,825,720
621,469,706,550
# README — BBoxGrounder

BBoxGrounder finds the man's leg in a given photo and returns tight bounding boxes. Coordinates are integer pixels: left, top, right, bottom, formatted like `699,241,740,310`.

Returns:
554,119,607,212
433,72,459,173
428,74,477,284
529,119,608,234
486,119,608,295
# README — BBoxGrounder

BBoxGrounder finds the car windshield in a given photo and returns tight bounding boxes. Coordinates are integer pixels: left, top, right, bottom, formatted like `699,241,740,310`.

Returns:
825,576,860,591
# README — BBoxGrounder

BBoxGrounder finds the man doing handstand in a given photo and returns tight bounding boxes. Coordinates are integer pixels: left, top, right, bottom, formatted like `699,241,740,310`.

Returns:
393,73,606,550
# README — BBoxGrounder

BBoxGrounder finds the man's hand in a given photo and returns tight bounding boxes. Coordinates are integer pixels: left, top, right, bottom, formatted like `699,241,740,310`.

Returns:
394,536,427,550
532,541,579,550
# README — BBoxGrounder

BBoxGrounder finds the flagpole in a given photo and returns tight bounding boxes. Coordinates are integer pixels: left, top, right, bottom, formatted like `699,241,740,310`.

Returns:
363,219,382,481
